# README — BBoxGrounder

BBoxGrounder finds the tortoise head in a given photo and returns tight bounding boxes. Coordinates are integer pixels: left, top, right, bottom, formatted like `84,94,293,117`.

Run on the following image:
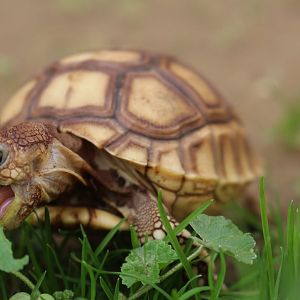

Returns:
0,121,87,229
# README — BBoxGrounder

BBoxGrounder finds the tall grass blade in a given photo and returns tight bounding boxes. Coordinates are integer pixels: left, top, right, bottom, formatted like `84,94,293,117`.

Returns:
83,260,96,300
99,276,114,300
130,225,140,249
295,207,300,278
95,219,125,257
172,199,213,237
179,286,210,300
210,252,226,300
31,271,46,300
286,201,295,279
113,278,120,300
47,244,69,288
157,191,196,292
259,177,275,299
274,248,284,300
80,234,88,297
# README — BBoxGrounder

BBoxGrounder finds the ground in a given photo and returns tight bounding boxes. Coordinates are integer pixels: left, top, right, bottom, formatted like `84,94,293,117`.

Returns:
0,0,299,210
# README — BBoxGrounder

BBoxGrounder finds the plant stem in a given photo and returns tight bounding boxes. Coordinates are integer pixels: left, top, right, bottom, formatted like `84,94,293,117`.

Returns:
128,245,204,300
11,271,35,290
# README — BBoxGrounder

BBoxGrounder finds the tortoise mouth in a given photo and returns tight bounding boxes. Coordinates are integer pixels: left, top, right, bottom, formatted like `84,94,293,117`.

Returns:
0,186,15,218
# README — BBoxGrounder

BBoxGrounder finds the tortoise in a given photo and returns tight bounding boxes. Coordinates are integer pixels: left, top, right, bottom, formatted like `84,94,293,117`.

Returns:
0,49,262,242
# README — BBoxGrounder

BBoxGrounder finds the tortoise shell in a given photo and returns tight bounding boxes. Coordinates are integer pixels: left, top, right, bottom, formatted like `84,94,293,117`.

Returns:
0,50,262,218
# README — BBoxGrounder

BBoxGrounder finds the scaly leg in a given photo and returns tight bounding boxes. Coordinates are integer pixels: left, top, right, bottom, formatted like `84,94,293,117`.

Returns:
108,187,192,245
111,187,210,276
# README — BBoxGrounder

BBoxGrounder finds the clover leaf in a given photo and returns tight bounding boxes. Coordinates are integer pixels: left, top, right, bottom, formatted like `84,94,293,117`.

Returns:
0,226,28,273
191,214,256,264
120,239,177,287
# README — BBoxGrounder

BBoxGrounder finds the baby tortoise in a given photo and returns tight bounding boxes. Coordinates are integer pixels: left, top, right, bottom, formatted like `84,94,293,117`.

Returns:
0,50,262,243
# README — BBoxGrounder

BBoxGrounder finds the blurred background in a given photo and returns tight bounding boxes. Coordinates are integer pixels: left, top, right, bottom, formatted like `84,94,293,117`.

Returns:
0,0,299,210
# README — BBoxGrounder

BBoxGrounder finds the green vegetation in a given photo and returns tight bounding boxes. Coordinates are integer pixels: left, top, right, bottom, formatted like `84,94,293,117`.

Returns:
276,100,300,150
1,178,300,299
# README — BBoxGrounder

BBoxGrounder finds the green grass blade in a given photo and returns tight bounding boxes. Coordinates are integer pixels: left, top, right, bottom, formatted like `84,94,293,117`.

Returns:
99,276,114,300
47,244,69,289
99,250,110,270
271,195,285,246
177,274,203,296
157,191,196,284
259,177,275,299
31,271,46,300
41,208,59,291
130,225,140,249
113,278,120,300
23,225,46,291
295,207,300,278
95,219,125,257
124,272,173,300
179,286,210,300
286,201,295,279
274,247,284,300
80,225,101,269
82,261,96,300
11,271,35,291
80,234,88,298
258,251,268,300
76,258,173,300
0,273,7,300
172,199,213,236
210,252,226,300
207,252,217,291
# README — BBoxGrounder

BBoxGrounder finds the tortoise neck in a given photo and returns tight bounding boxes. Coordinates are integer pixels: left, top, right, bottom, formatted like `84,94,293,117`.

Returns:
34,138,92,203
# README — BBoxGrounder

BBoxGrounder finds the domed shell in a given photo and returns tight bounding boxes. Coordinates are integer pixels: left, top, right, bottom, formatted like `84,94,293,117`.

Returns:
0,50,262,218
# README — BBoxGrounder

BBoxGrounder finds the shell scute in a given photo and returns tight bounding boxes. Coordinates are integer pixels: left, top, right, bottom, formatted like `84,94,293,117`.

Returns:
169,62,220,106
38,71,110,109
61,50,144,65
105,133,151,166
60,118,125,149
0,80,36,125
117,73,203,138
33,70,116,119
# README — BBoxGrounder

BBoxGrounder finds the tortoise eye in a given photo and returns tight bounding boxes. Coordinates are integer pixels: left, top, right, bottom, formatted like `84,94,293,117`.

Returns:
0,144,9,166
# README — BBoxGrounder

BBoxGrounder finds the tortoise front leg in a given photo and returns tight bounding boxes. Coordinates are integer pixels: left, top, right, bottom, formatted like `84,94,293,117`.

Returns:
28,206,129,231
110,188,191,244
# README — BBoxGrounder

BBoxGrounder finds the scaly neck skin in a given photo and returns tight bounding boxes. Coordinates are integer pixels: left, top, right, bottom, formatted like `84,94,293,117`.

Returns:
0,122,93,230
4,138,90,228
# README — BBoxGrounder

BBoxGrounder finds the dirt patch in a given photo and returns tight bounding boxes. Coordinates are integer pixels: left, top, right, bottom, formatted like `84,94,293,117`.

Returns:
0,0,299,208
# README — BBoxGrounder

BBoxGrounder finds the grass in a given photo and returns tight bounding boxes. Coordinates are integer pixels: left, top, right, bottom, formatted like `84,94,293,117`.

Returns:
1,177,300,299
275,99,300,150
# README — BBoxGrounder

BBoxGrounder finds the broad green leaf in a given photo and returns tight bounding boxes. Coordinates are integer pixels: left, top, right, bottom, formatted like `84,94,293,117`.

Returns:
190,214,256,264
120,239,177,287
9,293,55,300
9,293,30,300
0,227,28,272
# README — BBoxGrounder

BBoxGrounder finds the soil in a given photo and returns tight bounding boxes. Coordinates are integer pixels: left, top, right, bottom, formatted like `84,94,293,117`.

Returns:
0,0,299,211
